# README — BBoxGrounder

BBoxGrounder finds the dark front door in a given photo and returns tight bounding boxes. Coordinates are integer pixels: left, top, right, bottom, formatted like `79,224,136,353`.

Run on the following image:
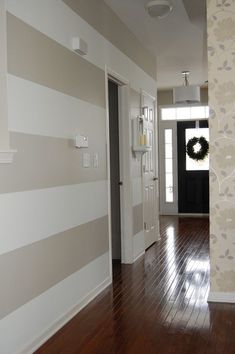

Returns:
177,120,209,213
108,80,121,260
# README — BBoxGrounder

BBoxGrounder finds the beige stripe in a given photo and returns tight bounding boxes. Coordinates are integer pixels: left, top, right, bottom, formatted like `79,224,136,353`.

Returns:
0,216,108,319
63,0,156,79
0,132,106,194
133,203,143,235
7,13,105,108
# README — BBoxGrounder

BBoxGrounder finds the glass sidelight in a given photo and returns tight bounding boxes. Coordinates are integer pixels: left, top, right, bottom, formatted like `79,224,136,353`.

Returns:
164,129,173,203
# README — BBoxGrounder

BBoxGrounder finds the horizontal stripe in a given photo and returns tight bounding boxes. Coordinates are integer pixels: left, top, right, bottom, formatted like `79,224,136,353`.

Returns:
133,231,145,261
0,252,110,354
0,180,108,255
7,13,105,108
8,74,106,138
6,0,156,96
63,0,156,79
133,203,143,236
132,177,143,206
0,132,106,194
0,216,108,319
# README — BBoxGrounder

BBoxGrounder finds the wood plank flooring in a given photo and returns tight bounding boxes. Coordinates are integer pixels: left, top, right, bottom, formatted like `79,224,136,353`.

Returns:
36,216,235,354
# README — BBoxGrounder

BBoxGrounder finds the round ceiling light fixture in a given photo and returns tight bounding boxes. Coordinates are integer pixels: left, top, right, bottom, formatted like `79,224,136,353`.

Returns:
145,0,173,19
173,71,201,104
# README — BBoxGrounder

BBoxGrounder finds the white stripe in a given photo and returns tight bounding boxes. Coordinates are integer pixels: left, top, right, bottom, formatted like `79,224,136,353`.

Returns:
6,0,156,96
133,230,145,260
0,252,111,354
132,177,142,206
0,180,108,255
8,75,106,138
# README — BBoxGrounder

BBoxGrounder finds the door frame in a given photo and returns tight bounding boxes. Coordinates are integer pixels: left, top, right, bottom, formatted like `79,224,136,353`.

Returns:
105,66,134,279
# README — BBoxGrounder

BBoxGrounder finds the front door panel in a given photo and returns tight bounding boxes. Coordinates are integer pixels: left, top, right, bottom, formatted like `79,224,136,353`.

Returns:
177,120,209,213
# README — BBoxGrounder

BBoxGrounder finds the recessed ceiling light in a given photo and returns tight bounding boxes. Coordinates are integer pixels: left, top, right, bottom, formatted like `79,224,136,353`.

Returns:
145,0,173,19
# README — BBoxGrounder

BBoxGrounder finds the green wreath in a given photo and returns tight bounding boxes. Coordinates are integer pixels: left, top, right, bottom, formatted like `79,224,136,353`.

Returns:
186,136,209,161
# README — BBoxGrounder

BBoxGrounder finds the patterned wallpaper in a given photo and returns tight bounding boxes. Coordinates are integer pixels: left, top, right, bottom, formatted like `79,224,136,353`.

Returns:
207,0,235,292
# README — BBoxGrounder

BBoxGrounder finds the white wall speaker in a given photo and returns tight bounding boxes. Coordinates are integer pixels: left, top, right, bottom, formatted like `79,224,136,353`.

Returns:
72,37,88,56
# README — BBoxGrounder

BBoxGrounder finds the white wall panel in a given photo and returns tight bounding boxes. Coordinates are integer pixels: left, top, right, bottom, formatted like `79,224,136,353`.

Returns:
8,75,106,138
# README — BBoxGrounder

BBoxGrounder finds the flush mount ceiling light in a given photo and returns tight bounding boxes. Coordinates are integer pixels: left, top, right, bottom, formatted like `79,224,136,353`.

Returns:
145,0,173,19
173,71,201,104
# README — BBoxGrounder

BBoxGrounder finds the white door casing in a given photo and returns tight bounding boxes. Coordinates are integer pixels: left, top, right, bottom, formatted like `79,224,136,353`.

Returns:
141,91,160,249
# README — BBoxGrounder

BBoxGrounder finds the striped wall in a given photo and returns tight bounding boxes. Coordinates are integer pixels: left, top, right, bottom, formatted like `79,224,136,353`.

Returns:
6,0,156,96
1,1,156,353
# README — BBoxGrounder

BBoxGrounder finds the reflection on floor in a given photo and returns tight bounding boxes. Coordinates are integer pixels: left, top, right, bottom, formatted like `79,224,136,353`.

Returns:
36,216,235,354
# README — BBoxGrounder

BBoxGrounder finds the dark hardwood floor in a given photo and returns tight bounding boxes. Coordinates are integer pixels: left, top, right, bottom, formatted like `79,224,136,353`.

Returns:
36,216,235,354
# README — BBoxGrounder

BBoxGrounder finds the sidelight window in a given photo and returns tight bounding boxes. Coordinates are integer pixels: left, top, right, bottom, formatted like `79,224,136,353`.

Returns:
164,129,173,203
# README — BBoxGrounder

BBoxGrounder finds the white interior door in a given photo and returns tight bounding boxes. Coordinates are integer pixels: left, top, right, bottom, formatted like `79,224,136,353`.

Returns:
142,92,159,249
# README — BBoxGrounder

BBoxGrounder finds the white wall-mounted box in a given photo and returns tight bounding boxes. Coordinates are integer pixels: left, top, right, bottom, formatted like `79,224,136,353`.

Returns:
75,135,88,148
72,37,88,56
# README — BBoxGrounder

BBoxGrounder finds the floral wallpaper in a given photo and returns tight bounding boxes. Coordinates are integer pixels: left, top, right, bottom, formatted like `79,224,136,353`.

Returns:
207,0,235,292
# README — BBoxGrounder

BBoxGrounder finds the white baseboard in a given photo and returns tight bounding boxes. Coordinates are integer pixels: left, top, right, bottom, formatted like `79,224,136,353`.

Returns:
208,291,235,303
160,213,209,217
133,250,145,263
21,276,112,354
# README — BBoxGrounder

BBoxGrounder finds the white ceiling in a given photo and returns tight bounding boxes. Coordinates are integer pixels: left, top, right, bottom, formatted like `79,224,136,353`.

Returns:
104,0,208,89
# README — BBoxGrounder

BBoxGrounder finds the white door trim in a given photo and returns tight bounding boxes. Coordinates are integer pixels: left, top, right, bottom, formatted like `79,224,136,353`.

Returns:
105,66,134,280
0,0,17,162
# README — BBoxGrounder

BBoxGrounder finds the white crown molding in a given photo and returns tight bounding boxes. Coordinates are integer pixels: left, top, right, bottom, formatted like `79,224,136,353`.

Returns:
208,291,235,304
0,150,17,163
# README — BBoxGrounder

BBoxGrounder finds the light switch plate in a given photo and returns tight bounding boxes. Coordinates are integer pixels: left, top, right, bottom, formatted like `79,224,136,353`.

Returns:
83,153,90,168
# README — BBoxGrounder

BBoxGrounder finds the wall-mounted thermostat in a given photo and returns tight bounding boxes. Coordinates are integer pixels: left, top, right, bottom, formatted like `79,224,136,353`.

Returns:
75,135,88,148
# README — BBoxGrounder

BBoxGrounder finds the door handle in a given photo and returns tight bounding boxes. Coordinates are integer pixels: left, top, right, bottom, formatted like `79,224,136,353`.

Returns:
153,177,158,181
118,181,123,186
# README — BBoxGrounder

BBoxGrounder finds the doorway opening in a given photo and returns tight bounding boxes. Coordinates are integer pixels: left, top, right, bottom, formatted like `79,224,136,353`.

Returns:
105,68,133,276
158,104,210,215
108,79,121,264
